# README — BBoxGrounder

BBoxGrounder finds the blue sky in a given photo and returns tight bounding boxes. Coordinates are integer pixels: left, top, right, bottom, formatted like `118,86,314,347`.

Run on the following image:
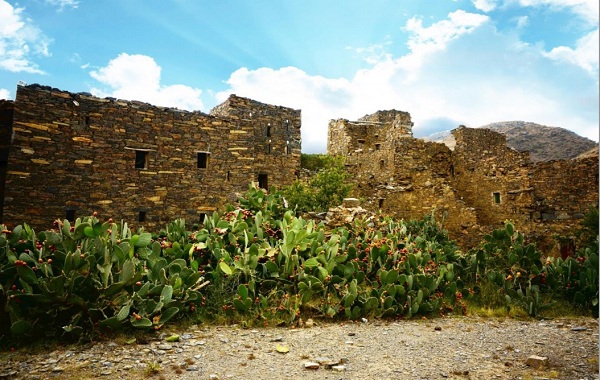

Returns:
1,0,598,153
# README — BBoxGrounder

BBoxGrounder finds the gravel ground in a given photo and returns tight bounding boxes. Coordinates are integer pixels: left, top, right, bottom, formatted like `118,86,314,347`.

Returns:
0,316,597,380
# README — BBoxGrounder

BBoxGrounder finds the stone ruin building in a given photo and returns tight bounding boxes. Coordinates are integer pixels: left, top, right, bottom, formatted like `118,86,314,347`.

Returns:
0,84,301,230
328,111,599,252
1,82,597,253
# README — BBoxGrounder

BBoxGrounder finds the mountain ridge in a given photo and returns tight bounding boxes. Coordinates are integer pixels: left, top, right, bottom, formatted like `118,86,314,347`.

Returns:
421,121,598,162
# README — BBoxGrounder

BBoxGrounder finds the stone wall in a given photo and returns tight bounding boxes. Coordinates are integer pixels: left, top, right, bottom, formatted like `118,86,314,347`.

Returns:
328,114,598,251
329,113,480,247
451,126,533,228
527,154,599,252
2,84,301,230
327,110,412,156
0,100,14,223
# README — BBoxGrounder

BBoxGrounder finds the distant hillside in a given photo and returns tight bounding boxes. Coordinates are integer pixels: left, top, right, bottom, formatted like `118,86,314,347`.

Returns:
422,121,598,162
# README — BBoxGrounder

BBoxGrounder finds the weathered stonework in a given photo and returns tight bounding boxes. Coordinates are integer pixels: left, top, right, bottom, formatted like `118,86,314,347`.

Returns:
1,84,301,230
328,112,599,251
0,100,13,223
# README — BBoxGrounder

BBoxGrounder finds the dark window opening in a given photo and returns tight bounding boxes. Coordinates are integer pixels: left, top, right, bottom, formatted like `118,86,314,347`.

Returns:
266,125,271,137
65,209,76,222
198,213,208,226
450,164,455,177
267,144,271,154
286,143,291,155
493,192,501,204
560,239,575,260
197,152,209,169
379,160,385,169
375,143,381,150
0,149,7,167
258,174,268,190
378,199,385,209
138,211,146,223
84,115,90,127
135,150,148,169
226,171,231,181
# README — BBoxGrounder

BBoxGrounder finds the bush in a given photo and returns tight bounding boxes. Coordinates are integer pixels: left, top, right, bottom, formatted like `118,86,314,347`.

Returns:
283,155,353,213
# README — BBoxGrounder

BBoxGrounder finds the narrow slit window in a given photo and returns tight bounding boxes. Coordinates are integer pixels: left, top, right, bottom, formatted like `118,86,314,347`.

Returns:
267,144,271,154
493,192,501,204
266,125,271,137
197,152,209,169
226,171,231,181
65,209,76,222
135,150,148,169
286,142,291,155
138,211,146,222
258,174,268,190
84,115,90,127
378,199,385,209
380,160,385,169
375,143,381,150
198,213,208,226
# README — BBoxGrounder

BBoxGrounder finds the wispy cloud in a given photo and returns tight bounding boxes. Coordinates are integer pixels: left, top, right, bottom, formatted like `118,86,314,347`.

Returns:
89,53,204,111
0,88,10,99
0,0,51,73
514,0,599,25
473,0,498,12
44,0,79,11
543,28,599,74
216,9,598,152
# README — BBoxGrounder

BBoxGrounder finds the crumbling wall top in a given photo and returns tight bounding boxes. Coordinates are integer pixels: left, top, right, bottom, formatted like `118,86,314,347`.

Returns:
209,94,301,121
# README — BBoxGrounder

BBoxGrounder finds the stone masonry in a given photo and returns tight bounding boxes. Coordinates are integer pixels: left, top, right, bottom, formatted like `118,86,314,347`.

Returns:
328,112,599,251
0,84,301,230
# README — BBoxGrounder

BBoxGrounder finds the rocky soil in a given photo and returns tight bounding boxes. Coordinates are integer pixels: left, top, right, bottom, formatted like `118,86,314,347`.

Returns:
0,316,597,380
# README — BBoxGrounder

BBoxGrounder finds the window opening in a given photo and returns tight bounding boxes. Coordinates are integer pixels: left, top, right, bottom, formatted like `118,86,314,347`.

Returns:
560,239,575,260
198,213,208,226
266,125,271,137
267,144,271,154
286,142,291,155
493,192,501,204
258,174,268,190
138,211,146,223
378,199,385,209
375,143,381,151
380,160,385,170
197,152,209,169
226,171,231,181
84,115,90,127
65,209,76,222
135,150,148,169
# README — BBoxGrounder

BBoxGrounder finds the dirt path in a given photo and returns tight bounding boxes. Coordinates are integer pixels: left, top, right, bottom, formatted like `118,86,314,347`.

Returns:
0,316,597,379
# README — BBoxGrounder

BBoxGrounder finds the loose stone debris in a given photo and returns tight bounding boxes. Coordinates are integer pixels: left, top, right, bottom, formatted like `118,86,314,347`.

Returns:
0,316,597,380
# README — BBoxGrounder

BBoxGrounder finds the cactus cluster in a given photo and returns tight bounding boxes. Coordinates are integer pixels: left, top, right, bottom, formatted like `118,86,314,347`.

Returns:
0,216,206,342
0,185,597,345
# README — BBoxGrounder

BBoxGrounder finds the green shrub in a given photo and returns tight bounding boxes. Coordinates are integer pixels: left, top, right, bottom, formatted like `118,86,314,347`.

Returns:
283,156,352,213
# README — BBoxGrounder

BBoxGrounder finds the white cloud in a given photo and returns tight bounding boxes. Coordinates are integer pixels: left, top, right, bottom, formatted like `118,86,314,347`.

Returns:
473,0,498,12
513,0,599,26
0,88,10,99
543,29,599,74
89,53,204,111
216,10,598,153
405,10,489,54
515,15,529,28
44,0,79,10
0,0,51,73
